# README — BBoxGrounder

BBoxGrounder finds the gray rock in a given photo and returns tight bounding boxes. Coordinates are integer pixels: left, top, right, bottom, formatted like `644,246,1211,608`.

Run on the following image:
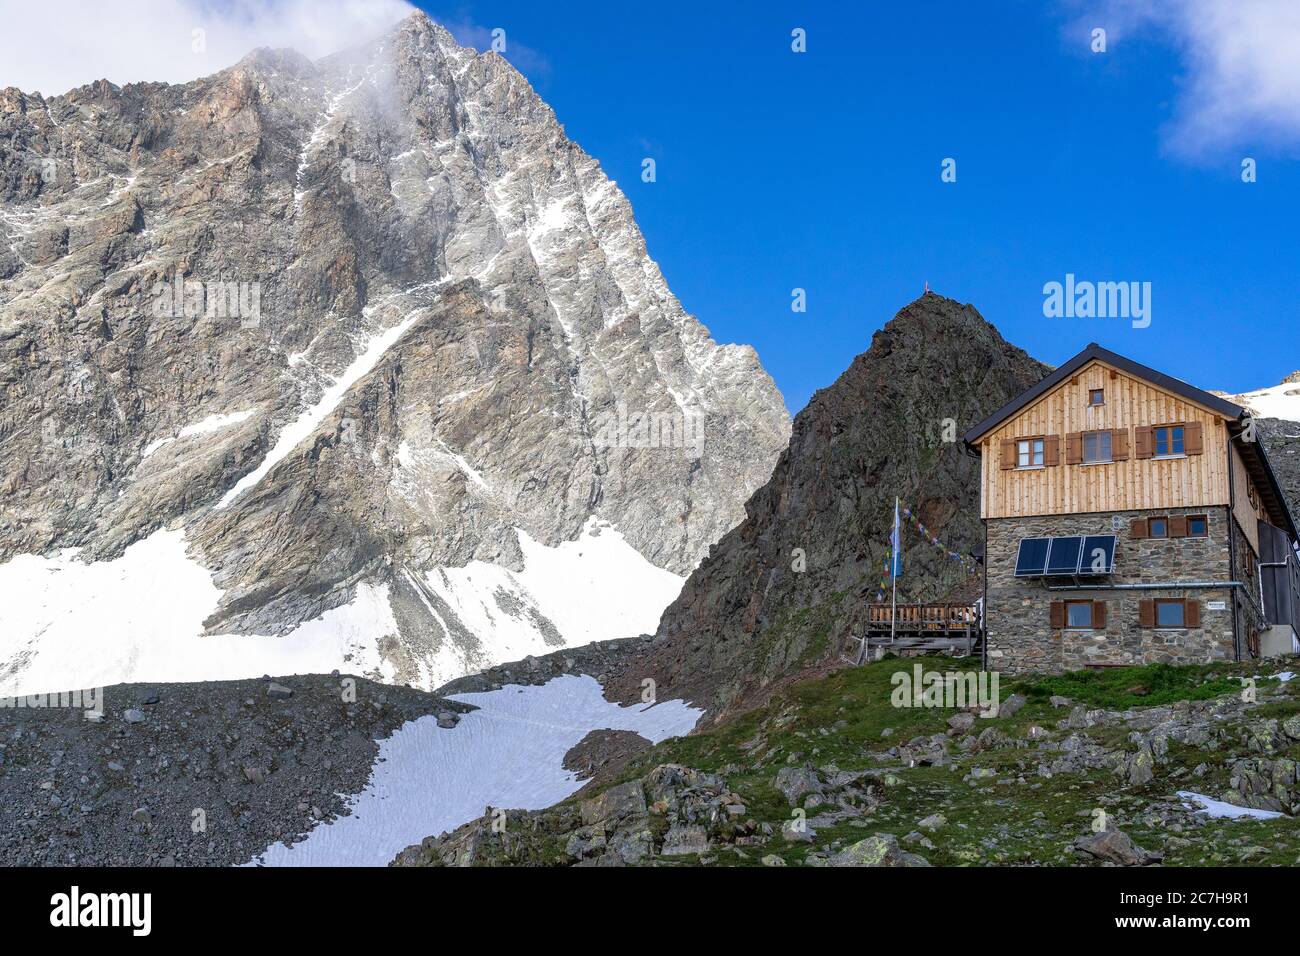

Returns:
995,694,1027,719
781,821,816,843
1127,746,1155,786
1072,828,1162,866
579,781,647,828
564,826,606,860
660,825,710,856
827,833,931,867
948,713,977,733
266,683,294,700
774,766,823,805
122,709,146,724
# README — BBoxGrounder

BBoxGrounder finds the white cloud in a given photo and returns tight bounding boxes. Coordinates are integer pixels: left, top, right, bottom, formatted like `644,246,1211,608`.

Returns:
0,0,416,97
1084,0,1300,155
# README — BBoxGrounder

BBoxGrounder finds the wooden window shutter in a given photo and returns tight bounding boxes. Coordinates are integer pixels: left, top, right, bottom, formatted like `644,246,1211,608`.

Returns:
1138,599,1155,627
1184,421,1204,455
1049,601,1065,628
1130,517,1149,539
1065,432,1083,465
1169,515,1188,538
1185,599,1201,628
1092,600,1107,628
1134,426,1153,459
1043,435,1060,466
999,438,1016,470
1111,428,1130,461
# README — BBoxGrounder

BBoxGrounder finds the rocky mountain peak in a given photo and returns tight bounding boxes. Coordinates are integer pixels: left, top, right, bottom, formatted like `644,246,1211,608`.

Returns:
607,293,1049,714
0,14,790,694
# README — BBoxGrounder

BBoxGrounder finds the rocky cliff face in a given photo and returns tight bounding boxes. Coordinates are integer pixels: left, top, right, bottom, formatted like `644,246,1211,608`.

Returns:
0,12,789,693
1256,419,1300,521
609,293,1050,713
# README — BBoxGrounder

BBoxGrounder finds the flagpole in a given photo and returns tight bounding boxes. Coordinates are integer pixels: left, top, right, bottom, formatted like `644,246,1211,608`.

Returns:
890,496,899,646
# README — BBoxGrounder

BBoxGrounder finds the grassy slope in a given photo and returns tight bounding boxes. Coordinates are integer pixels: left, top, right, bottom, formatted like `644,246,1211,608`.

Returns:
604,655,1300,866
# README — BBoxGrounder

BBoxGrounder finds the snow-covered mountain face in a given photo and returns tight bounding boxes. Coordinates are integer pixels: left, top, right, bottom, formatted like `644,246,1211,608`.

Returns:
1224,374,1300,423
0,13,790,694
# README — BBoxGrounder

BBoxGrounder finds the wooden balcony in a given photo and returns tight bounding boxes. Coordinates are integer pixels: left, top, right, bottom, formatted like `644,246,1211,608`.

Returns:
851,602,984,660
863,603,981,634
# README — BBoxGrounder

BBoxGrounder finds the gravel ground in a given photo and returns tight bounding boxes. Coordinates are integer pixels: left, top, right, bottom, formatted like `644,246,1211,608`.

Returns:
0,674,467,866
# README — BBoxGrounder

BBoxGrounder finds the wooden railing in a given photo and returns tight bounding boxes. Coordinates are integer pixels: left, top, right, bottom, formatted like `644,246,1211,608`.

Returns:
863,603,980,633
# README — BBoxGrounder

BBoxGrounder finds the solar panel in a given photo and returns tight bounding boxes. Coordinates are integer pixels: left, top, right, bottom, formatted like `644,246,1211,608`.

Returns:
1078,534,1117,575
1045,536,1084,575
1014,538,1050,577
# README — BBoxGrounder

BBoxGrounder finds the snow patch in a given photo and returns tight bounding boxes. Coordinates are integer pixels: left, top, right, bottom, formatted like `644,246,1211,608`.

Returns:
513,518,682,646
0,530,394,696
1178,791,1286,820
424,518,683,655
1224,382,1300,423
141,409,254,458
217,312,423,508
247,674,702,866
0,519,684,697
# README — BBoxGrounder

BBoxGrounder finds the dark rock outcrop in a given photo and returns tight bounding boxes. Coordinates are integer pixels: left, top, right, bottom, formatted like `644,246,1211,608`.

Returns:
610,293,1049,714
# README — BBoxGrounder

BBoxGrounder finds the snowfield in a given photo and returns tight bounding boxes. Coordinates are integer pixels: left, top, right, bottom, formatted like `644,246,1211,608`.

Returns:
247,674,702,866
0,520,683,697
1224,382,1300,423
1177,791,1286,821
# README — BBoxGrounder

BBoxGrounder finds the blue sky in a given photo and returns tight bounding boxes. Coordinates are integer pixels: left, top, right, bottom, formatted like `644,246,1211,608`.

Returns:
422,0,1300,413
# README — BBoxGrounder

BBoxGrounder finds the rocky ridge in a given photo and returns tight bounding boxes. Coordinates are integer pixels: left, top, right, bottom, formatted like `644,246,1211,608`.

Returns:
605,293,1050,715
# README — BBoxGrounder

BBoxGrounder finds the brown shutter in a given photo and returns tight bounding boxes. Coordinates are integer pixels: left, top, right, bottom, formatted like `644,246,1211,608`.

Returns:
1184,421,1204,455
1043,435,1060,467
1138,599,1155,627
1134,426,1153,459
999,438,1016,470
1185,599,1201,628
1092,600,1107,629
1049,601,1065,629
1169,515,1188,538
1111,429,1129,461
1130,517,1149,539
1065,432,1083,465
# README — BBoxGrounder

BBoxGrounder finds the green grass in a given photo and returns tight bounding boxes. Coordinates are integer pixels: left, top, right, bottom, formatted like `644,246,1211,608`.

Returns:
589,653,1300,866
1009,662,1242,710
